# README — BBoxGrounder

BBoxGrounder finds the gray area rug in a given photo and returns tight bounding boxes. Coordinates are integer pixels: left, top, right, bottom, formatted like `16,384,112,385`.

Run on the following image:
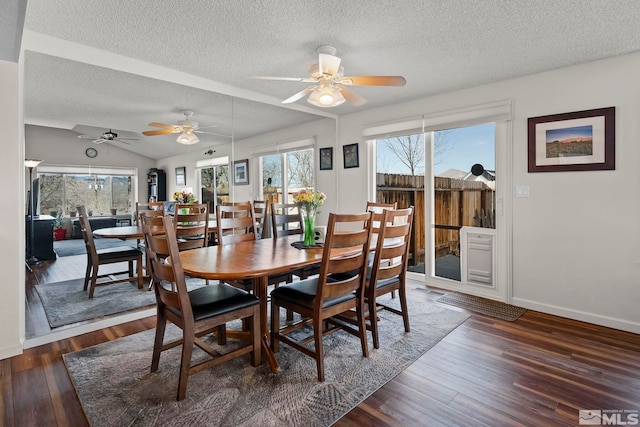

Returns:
35,278,207,328
54,238,137,257
64,296,469,426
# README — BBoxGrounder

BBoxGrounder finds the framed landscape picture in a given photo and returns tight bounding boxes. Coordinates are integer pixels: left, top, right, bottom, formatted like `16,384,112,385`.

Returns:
175,166,186,186
320,147,333,170
233,159,249,185
528,107,615,172
343,143,359,169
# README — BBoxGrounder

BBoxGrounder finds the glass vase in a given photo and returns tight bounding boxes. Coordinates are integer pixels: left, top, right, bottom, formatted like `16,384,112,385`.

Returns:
303,213,316,247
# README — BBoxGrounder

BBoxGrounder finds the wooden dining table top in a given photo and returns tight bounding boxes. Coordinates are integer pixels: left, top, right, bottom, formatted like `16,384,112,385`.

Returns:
178,234,323,281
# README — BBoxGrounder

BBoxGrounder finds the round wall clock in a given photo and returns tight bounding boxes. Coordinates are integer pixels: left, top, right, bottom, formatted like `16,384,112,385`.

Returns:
85,147,98,158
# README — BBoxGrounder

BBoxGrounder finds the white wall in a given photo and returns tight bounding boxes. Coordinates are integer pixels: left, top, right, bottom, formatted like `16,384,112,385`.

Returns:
337,52,640,333
25,125,157,205
0,59,25,358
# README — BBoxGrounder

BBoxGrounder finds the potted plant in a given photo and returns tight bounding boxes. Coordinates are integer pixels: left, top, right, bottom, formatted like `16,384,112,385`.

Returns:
53,213,66,241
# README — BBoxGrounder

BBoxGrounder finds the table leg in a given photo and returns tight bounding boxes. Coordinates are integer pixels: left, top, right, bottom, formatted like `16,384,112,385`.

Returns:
253,276,280,374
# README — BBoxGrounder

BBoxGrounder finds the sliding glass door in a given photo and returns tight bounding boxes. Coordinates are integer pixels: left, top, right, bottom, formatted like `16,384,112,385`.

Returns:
374,122,496,284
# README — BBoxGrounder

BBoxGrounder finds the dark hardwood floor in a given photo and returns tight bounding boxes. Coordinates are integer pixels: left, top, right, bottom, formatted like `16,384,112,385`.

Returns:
6,255,640,426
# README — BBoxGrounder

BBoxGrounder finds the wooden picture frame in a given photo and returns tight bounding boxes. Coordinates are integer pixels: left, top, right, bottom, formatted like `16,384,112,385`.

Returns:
175,166,186,186
233,159,249,185
343,143,359,169
528,107,615,172
320,147,333,170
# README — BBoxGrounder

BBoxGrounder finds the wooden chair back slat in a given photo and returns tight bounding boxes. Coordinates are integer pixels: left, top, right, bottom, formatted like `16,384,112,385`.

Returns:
216,204,257,245
317,212,373,304
174,203,209,250
271,203,303,237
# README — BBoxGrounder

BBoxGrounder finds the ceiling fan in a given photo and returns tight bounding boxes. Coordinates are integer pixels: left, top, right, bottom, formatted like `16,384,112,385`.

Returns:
252,46,406,108
142,110,217,145
77,129,139,145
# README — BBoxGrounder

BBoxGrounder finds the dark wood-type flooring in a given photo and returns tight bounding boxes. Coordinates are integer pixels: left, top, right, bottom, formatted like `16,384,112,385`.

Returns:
5,254,640,426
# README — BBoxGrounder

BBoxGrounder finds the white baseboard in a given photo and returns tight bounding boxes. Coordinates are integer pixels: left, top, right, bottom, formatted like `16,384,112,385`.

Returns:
23,308,156,349
0,341,25,360
512,297,640,334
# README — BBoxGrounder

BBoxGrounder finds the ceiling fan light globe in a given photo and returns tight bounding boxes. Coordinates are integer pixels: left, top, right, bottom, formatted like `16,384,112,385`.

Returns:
176,130,199,145
307,85,345,107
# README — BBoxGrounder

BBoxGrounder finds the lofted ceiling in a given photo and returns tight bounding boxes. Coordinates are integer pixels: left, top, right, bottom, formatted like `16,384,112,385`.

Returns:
20,0,640,160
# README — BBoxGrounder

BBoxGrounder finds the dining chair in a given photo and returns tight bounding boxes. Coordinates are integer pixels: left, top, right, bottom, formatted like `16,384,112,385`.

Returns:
364,206,414,349
271,202,303,237
270,211,373,382
253,199,271,239
139,211,167,290
216,203,257,245
271,202,319,280
217,203,292,291
143,215,261,401
174,203,209,250
135,201,164,225
77,205,143,298
366,201,397,236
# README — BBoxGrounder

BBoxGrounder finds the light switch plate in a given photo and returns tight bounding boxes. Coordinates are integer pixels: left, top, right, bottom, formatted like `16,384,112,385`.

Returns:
516,186,530,198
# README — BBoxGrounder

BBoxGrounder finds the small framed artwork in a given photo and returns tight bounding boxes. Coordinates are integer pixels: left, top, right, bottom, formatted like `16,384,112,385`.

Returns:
528,107,615,172
320,147,333,170
175,166,186,186
343,143,359,169
233,159,249,185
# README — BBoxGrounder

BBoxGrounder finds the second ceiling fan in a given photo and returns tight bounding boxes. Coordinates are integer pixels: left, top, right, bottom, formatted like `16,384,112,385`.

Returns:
142,110,216,145
252,46,406,108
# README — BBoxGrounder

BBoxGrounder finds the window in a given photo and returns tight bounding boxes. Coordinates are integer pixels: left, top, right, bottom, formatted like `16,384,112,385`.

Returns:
196,156,229,214
259,147,314,203
37,166,136,216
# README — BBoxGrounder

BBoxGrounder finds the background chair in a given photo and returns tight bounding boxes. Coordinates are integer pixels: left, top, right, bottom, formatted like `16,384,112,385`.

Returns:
271,202,303,237
217,203,292,292
174,203,209,250
77,205,143,298
216,203,257,246
143,215,260,400
253,199,271,239
135,201,164,225
271,202,319,280
365,207,414,349
270,211,373,382
366,201,398,236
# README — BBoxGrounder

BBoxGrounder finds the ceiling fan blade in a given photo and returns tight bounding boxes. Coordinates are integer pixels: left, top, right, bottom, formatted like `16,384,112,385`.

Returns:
339,75,406,86
337,84,367,106
77,135,96,139
319,53,341,76
116,137,140,141
113,139,132,145
282,86,315,104
147,122,175,129
143,128,177,136
251,76,316,83
92,139,107,144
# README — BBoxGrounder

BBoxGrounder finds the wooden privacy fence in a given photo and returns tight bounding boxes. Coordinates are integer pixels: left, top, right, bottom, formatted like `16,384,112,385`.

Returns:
375,173,495,264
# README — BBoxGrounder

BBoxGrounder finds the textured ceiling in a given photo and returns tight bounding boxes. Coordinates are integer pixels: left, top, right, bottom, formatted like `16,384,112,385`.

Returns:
21,0,640,159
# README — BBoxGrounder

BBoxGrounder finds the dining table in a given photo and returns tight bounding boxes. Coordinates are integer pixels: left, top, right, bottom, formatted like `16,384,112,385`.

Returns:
177,234,325,373
92,220,217,240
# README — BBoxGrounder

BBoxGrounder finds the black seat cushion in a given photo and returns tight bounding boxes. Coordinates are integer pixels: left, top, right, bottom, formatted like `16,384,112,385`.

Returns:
167,283,259,321
96,246,142,260
373,276,399,289
270,278,356,310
